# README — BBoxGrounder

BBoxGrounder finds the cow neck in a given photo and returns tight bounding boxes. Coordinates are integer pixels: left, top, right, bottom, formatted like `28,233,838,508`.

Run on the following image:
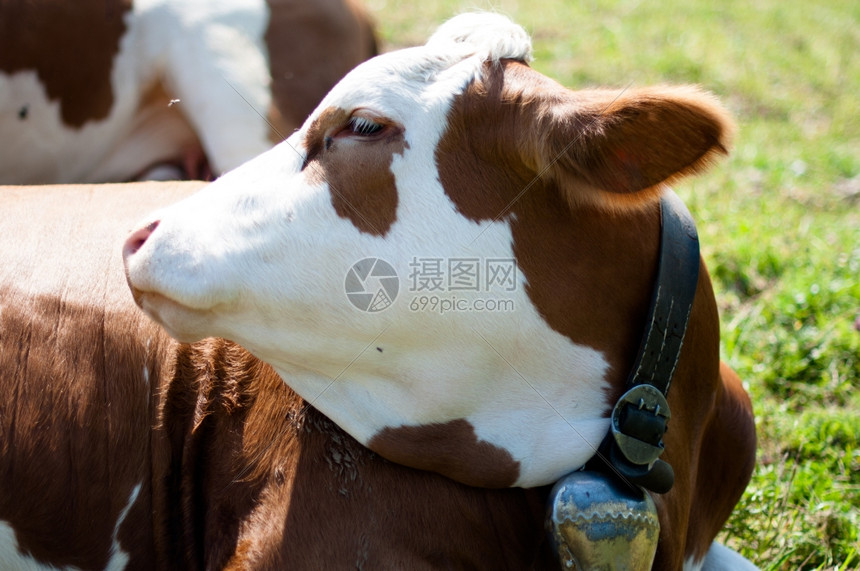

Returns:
586,190,700,494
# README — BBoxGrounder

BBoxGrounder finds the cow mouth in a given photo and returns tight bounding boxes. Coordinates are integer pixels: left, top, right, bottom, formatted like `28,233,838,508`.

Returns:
132,287,215,343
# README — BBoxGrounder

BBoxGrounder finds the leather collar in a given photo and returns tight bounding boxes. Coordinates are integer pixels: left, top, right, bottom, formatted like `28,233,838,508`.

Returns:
587,190,700,494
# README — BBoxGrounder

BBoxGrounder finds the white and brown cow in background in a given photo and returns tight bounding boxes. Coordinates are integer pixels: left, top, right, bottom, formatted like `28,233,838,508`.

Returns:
122,13,758,570
0,0,376,183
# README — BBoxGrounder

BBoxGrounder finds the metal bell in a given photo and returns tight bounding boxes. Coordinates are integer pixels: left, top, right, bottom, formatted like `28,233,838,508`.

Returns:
546,470,660,570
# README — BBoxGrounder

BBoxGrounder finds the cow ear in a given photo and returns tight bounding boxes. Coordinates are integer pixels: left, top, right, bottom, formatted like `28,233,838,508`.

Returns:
529,84,735,211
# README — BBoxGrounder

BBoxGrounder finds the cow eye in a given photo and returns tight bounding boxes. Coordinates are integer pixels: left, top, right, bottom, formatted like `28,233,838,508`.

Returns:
348,115,384,137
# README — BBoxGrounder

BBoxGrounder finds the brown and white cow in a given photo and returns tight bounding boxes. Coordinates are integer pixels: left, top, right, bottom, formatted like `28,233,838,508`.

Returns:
1,13,757,571
0,0,376,183
120,13,758,570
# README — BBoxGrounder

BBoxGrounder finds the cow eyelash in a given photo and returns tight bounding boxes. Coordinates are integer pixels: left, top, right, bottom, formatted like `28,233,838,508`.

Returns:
348,115,384,136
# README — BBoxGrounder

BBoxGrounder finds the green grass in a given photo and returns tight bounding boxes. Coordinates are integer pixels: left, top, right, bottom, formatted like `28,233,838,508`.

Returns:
367,0,860,568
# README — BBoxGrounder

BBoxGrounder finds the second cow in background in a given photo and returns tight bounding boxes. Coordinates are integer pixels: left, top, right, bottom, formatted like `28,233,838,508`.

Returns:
0,0,377,183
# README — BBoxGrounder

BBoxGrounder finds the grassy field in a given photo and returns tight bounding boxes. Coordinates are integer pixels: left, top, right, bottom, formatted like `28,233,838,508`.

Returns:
366,0,860,568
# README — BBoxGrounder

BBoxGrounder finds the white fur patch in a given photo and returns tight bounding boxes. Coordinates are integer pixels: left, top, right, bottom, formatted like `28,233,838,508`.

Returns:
426,12,533,63
0,522,61,571
0,483,141,571
685,541,760,571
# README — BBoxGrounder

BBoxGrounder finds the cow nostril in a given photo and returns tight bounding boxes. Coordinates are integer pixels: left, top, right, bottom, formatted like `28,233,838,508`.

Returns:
123,220,160,258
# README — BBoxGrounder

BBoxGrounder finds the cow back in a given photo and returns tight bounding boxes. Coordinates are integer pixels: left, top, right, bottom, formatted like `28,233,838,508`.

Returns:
0,183,196,568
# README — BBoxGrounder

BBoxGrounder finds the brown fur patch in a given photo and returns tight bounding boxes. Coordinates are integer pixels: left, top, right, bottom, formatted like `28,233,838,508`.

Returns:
682,360,756,562
368,419,521,488
265,0,377,134
563,84,734,212
436,61,671,387
0,292,161,569
303,107,406,236
0,0,131,128
436,61,733,215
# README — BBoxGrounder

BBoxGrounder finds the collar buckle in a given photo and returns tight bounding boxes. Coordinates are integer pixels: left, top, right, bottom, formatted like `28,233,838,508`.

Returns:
611,384,671,467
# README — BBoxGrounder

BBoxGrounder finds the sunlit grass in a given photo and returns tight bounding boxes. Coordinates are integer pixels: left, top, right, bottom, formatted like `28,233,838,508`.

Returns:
368,0,860,567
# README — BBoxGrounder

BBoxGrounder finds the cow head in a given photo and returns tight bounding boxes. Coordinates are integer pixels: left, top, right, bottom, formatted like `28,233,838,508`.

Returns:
123,13,732,488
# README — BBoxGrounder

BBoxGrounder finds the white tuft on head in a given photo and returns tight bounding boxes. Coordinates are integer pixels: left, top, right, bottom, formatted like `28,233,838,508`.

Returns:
426,12,533,63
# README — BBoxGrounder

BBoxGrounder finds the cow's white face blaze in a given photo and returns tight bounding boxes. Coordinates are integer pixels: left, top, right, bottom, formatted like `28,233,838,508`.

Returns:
124,13,733,487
